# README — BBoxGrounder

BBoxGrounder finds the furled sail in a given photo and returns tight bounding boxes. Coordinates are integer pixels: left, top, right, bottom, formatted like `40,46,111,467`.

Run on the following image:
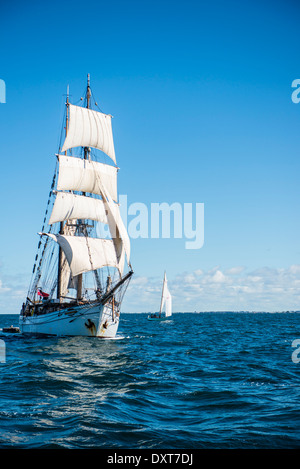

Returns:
57,155,118,202
61,104,116,164
49,192,108,225
57,220,76,298
59,254,72,297
40,233,122,277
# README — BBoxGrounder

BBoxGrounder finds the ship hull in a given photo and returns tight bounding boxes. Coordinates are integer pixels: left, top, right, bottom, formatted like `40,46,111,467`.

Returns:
19,302,120,338
147,315,165,321
147,314,172,321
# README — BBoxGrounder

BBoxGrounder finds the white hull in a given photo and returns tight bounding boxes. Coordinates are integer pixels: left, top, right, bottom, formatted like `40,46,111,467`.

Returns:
19,302,120,338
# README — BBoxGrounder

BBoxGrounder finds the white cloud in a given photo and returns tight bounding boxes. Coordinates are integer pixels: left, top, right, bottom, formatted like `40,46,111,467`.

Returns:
131,276,149,286
194,269,203,276
123,265,300,312
1,264,300,314
212,270,226,283
0,280,11,293
288,265,300,275
0,270,29,314
225,266,245,275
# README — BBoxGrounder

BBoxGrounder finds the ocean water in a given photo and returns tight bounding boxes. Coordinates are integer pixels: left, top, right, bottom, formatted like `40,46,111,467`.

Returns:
0,312,300,449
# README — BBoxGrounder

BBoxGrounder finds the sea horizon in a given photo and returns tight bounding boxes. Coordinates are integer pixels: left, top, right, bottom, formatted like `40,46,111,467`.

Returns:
2,310,300,315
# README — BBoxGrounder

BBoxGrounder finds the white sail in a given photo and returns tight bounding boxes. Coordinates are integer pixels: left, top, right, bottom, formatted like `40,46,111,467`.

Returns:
48,191,130,268
160,272,172,317
61,104,116,163
40,233,122,277
57,154,118,202
49,192,108,225
100,184,131,264
163,283,172,317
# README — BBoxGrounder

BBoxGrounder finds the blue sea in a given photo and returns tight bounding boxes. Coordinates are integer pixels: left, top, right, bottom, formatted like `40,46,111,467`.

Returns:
0,312,300,450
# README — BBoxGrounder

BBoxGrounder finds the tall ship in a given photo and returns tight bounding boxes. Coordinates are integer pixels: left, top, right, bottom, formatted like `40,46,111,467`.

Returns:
19,75,133,337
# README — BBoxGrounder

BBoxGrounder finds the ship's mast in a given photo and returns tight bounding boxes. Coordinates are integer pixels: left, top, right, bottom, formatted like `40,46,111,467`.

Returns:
76,74,91,300
84,74,91,161
57,86,69,300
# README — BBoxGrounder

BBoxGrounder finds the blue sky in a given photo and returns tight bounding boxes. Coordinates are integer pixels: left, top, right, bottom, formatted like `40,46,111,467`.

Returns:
0,0,300,313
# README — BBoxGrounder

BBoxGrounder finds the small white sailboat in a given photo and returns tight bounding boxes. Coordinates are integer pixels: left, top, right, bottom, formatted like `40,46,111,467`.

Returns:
148,272,172,321
19,75,133,338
